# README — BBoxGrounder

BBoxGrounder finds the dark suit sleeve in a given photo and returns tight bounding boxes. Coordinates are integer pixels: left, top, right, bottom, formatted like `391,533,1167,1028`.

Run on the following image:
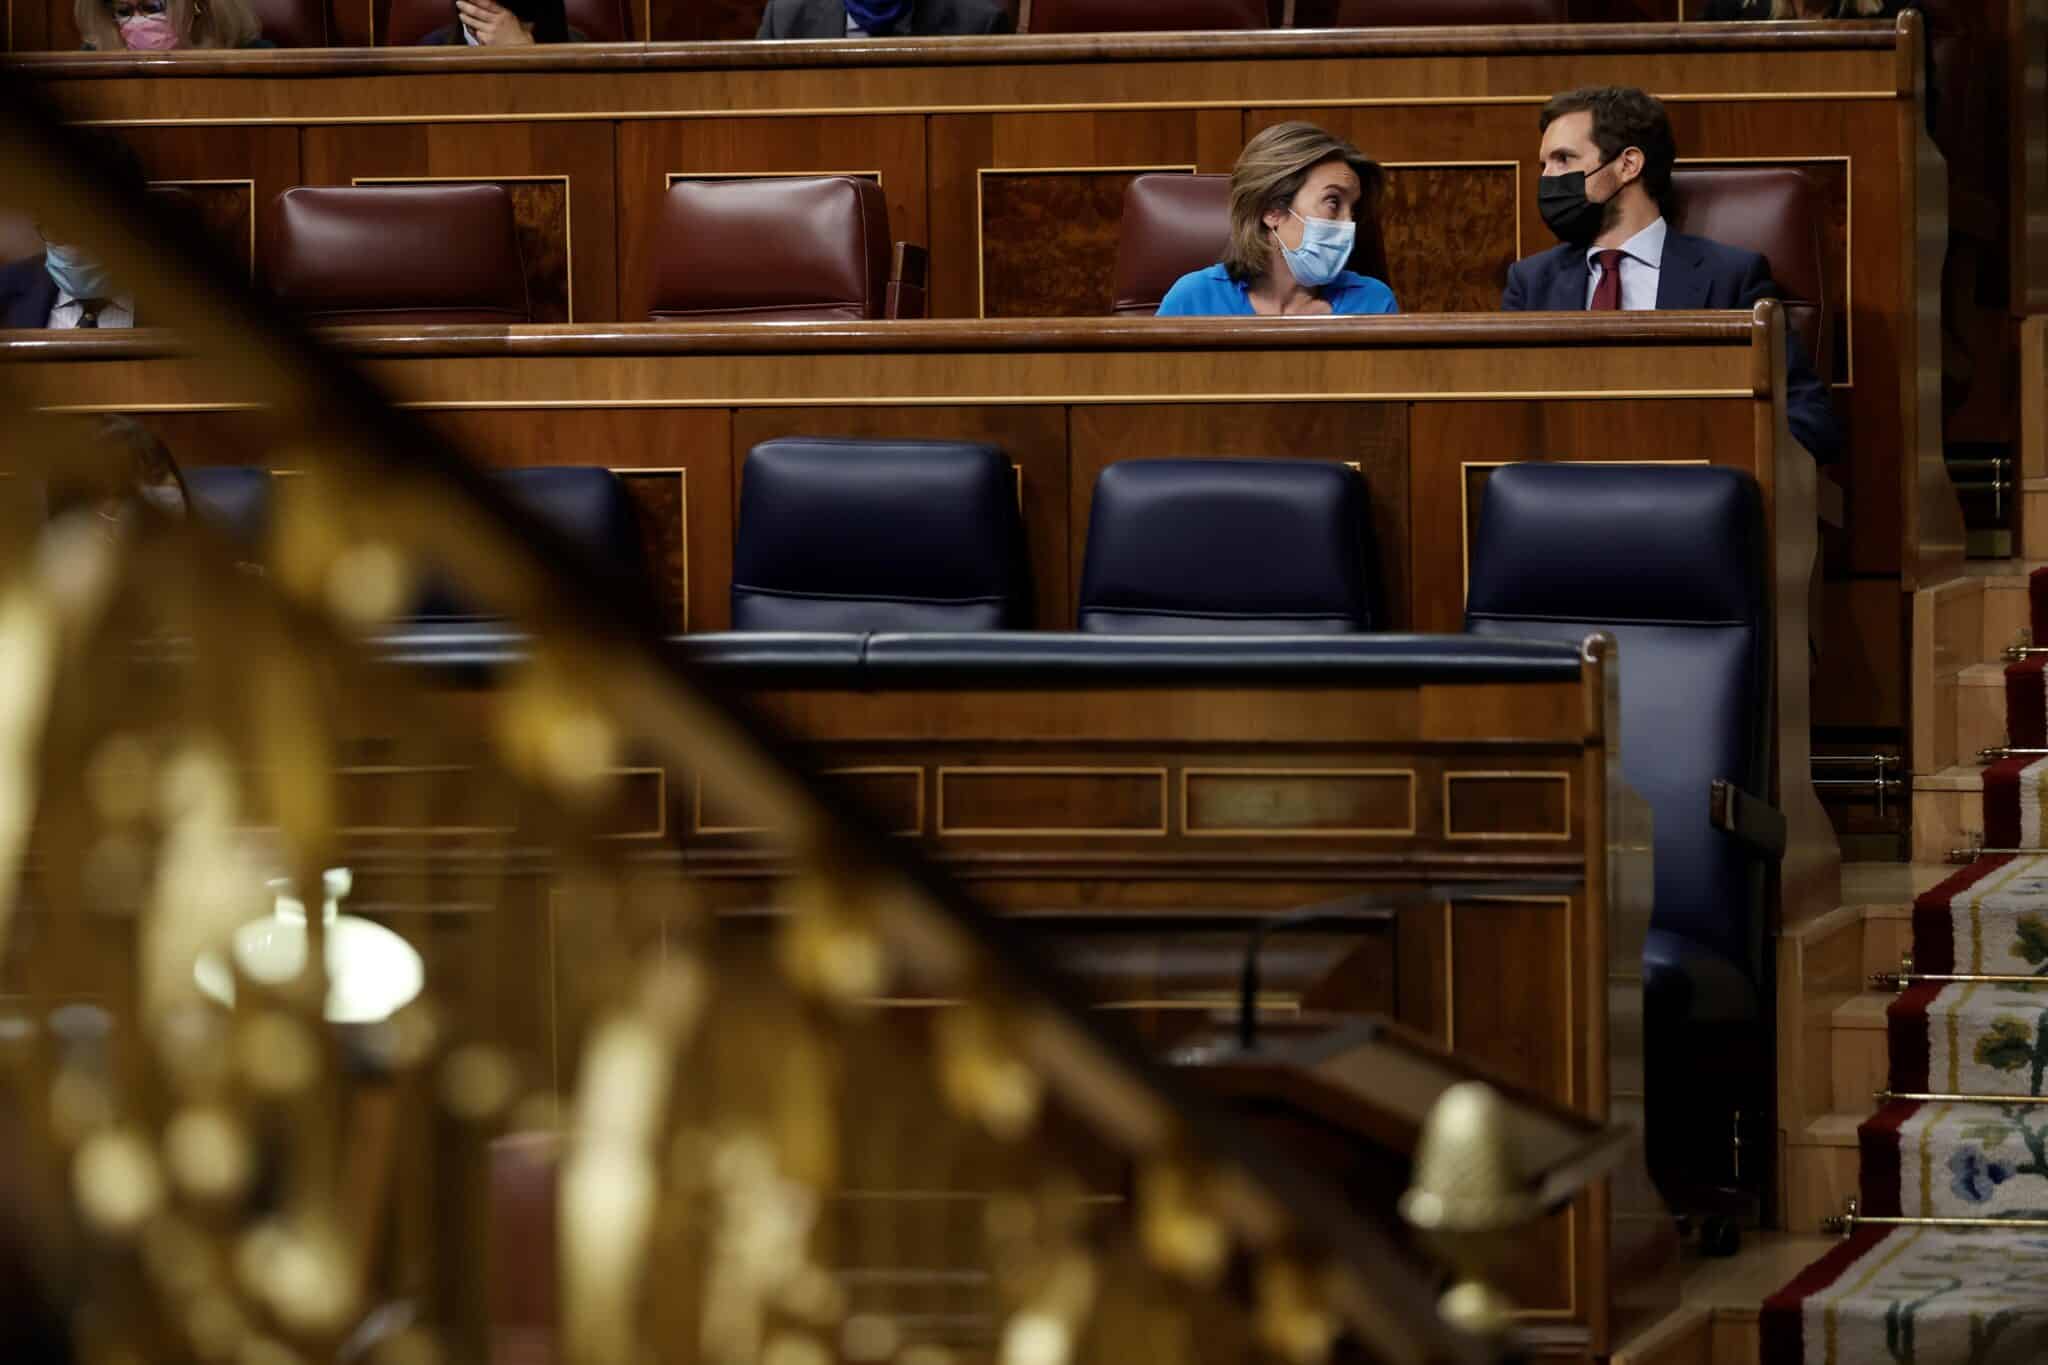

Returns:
756,0,786,37
1736,256,1844,466
1501,258,1530,312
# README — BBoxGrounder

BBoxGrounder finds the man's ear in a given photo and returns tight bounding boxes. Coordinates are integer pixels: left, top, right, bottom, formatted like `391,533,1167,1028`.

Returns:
1616,146,1645,188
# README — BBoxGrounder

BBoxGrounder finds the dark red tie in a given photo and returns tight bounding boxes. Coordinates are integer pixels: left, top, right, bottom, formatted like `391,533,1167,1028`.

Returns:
1588,249,1625,311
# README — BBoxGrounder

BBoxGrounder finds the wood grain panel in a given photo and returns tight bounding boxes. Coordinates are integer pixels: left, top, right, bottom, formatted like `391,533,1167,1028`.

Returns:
299,122,617,323
1377,164,1518,314
1066,403,1410,629
1184,768,1414,835
1443,770,1569,839
729,406,1070,630
1451,896,1572,1101
614,117,927,323
1406,398,1751,630
980,169,1167,319
150,180,255,283
419,407,733,632
100,126,301,290
937,767,1166,835
928,110,1245,318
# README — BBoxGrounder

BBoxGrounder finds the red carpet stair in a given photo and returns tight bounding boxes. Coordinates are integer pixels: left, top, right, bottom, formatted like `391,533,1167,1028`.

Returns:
1763,570,2048,1364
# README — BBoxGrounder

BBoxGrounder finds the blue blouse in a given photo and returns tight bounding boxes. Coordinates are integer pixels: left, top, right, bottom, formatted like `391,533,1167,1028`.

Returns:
1156,264,1399,317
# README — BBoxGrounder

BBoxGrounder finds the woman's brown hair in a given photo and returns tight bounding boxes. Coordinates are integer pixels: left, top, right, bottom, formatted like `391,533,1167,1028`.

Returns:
74,0,259,50
1220,122,1382,285
1768,0,1887,13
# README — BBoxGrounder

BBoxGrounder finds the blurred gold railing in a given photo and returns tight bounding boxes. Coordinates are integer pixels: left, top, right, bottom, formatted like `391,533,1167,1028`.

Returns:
0,82,1515,1365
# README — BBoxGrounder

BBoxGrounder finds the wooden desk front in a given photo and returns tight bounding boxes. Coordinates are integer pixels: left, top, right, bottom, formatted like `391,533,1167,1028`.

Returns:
0,308,1840,932
9,20,1953,599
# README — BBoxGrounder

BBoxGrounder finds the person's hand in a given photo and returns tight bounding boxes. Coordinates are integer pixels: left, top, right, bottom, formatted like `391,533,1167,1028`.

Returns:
455,0,533,44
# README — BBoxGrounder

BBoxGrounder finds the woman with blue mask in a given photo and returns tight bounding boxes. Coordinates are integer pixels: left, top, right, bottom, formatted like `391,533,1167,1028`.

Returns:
1157,122,1397,318
757,0,1011,38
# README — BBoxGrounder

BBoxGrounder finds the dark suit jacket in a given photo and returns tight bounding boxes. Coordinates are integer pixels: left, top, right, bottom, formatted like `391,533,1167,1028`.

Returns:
1502,228,1845,464
757,0,1012,37
0,256,56,330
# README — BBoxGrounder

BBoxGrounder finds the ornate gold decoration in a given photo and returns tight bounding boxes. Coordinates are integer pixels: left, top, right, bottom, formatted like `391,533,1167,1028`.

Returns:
1400,1081,1533,1340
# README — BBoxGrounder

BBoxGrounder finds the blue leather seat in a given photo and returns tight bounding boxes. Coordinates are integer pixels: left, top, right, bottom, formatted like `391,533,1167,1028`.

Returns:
1077,459,1379,634
410,467,648,622
1463,462,1775,1208
731,438,1031,632
184,466,273,547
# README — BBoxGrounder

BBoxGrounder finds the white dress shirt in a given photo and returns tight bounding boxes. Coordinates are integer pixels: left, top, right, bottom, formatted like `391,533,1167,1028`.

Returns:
48,290,134,329
1583,215,1667,312
846,13,867,32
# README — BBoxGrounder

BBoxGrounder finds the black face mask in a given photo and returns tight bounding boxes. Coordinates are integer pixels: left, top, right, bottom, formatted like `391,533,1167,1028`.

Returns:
1537,156,1620,247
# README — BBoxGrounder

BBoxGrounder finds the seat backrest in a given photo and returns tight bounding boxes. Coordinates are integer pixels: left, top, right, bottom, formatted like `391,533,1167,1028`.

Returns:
184,466,273,547
264,185,531,327
382,0,628,43
1025,0,1268,30
650,177,891,324
414,466,648,620
1110,173,1391,315
1463,463,1769,978
1078,458,1378,634
248,0,330,45
1318,0,1564,22
732,438,1031,632
1667,166,1830,382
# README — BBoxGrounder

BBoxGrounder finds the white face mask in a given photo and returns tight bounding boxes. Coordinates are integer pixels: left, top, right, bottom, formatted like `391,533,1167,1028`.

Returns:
1277,209,1356,289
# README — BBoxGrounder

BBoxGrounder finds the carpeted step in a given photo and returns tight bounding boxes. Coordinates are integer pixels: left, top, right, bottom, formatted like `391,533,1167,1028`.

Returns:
1761,1226,2048,1364
1888,981,2048,1097
1909,854,2048,975
1860,1099,2048,1219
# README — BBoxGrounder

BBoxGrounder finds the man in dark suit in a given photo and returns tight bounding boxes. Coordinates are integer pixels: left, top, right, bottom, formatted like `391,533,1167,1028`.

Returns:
1503,85,1843,464
757,0,1011,37
0,256,57,329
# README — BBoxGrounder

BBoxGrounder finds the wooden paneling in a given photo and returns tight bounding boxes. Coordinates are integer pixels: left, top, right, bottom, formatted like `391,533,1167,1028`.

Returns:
927,110,1243,318
114,125,302,292
652,0,761,40
300,122,616,323
419,407,731,631
979,168,1160,318
1066,403,1410,629
729,405,1070,630
614,116,926,323
1376,163,1520,313
151,180,255,282
1183,768,1415,835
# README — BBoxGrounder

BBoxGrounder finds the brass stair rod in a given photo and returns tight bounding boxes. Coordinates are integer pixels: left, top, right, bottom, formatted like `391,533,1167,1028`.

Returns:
1874,971,2048,988
1946,846,2048,860
1978,747,2048,760
1877,1090,2048,1105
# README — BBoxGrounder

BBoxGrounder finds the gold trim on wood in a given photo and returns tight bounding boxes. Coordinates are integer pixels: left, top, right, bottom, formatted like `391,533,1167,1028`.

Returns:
665,170,884,187
1441,770,1572,842
935,765,1169,838
67,91,1902,134
351,174,576,323
972,164,1197,320
593,765,667,840
1178,766,1417,838
368,389,1752,413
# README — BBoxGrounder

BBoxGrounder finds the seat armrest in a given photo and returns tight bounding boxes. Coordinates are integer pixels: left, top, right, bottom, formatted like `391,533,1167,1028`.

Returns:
887,243,930,319
1710,778,1786,861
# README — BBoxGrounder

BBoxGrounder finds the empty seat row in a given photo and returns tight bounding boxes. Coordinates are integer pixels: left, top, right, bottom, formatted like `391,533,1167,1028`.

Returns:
183,446,1381,634
263,178,926,327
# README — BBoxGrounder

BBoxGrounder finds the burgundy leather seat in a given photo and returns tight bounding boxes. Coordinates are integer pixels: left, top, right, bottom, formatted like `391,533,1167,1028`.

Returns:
382,0,629,42
248,0,331,45
1309,0,1564,22
1023,0,1269,31
1667,166,1830,382
649,176,927,323
1110,172,1390,315
264,185,532,327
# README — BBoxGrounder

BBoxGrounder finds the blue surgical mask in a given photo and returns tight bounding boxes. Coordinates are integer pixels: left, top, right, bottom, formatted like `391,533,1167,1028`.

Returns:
44,243,115,301
1278,210,1356,289
844,0,912,32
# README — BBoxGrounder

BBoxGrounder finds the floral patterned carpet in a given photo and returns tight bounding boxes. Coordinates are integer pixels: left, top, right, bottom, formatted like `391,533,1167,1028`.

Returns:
1761,571,2048,1364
